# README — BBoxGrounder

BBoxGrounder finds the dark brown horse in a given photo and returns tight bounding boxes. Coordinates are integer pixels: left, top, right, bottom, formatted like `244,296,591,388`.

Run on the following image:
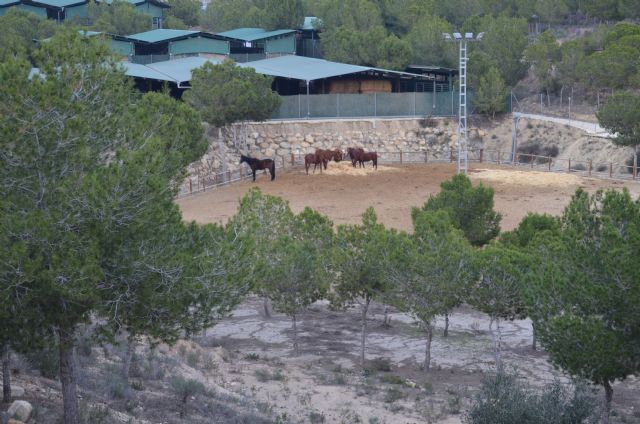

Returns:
316,148,343,170
347,147,365,168
304,153,324,174
240,154,275,181
349,148,378,169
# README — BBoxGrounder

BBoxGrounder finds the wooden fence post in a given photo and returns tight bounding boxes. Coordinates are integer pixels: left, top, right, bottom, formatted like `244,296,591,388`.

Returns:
400,150,403,164
588,160,592,176
514,153,518,166
609,162,613,178
282,156,285,169
479,149,484,163
568,159,571,173
189,179,192,194
498,150,501,165
291,153,295,166
548,157,552,171
227,170,231,184
449,149,454,163
424,151,428,163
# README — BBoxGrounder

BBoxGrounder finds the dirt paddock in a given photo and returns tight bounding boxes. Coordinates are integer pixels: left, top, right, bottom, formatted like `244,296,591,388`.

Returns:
178,162,640,232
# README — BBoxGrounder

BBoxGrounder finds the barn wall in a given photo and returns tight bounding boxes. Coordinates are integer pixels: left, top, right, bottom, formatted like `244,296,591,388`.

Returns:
169,37,229,55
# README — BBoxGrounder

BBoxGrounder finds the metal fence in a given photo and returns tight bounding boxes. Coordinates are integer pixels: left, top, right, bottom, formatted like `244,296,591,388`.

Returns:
271,91,478,120
177,148,640,198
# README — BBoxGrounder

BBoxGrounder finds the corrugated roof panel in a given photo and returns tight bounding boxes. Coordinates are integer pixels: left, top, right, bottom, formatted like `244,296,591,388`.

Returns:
145,56,221,83
28,0,87,7
127,29,198,43
119,62,176,82
239,55,372,81
0,0,20,6
217,28,296,42
101,0,169,7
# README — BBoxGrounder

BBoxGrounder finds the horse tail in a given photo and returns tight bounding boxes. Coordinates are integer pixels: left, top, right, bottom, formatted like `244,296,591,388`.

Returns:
270,159,276,181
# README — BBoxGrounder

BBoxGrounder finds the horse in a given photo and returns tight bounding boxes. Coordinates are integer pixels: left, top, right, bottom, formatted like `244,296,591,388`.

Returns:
304,153,324,175
240,155,275,181
347,147,365,168
351,149,378,169
316,148,343,170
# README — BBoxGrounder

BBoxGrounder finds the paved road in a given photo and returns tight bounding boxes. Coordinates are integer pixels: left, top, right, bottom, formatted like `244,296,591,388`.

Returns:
512,112,615,138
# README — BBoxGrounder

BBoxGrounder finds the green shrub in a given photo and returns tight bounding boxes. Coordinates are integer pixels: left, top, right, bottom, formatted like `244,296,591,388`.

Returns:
25,345,59,379
171,376,205,418
380,375,405,385
368,357,392,372
255,368,286,382
383,387,406,403
463,371,597,424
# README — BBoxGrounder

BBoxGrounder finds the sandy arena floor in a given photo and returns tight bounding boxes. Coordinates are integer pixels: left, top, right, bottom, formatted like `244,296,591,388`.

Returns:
177,162,640,232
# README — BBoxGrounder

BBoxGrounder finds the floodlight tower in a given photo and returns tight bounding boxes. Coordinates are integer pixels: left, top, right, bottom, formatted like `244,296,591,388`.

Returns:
443,31,484,174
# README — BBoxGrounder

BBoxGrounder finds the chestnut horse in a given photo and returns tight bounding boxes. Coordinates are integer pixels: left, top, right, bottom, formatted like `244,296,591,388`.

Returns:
304,153,324,174
347,147,364,168
240,155,275,181
349,148,377,169
316,148,343,170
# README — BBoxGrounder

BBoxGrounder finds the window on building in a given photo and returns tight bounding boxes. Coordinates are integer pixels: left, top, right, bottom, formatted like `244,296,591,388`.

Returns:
152,17,163,29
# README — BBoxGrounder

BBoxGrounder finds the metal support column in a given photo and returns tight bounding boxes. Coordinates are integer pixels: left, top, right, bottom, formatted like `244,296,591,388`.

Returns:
458,40,468,174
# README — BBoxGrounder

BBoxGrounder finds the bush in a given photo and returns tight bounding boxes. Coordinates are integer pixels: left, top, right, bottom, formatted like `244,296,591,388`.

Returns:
368,357,392,372
463,371,597,424
596,164,608,172
171,376,205,418
571,163,587,171
255,368,286,382
25,345,59,379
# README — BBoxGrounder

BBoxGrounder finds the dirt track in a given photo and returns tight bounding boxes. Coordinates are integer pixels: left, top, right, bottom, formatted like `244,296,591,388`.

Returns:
177,162,640,231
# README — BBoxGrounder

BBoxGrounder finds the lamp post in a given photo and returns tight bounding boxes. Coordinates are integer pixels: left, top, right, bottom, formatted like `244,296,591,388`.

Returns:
443,32,484,174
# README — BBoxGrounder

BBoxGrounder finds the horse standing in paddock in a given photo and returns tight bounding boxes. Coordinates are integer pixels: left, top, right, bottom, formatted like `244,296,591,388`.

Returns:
316,148,343,170
304,153,324,175
240,155,276,181
359,151,378,169
347,147,365,168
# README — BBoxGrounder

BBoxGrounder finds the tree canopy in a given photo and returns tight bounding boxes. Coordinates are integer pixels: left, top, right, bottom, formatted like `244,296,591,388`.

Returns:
185,60,281,127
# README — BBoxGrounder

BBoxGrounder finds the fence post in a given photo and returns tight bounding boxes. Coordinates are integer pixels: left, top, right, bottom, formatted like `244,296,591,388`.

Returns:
479,149,483,163
189,179,192,194
291,153,295,166
400,150,403,164
227,170,231,184
514,153,518,167
498,150,501,165
202,176,206,192
449,148,454,163
548,157,552,171
609,162,613,178
568,159,571,173
424,151,428,163
588,160,592,176
282,156,286,169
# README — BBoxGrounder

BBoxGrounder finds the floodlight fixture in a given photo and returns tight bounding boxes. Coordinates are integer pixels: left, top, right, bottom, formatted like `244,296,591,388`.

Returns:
442,32,452,40
453,32,462,39
465,32,473,39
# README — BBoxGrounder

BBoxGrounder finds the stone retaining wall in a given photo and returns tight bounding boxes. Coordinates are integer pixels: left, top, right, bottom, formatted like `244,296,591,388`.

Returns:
189,118,486,179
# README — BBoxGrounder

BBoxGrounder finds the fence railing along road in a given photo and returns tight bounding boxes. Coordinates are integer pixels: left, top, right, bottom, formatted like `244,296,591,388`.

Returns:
178,148,640,198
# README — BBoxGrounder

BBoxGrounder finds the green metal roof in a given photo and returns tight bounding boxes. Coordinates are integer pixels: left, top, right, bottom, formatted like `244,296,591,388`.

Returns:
238,55,423,81
127,29,198,43
0,0,20,6
122,56,222,84
26,0,87,7
216,28,296,42
100,0,170,8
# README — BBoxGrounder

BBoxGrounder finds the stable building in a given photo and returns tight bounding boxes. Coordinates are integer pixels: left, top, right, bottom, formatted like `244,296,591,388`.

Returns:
125,29,230,63
216,28,297,62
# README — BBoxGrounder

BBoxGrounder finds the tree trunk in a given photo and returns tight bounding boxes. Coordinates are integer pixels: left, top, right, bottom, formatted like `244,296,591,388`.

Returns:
292,314,299,356
602,380,613,424
382,305,390,327
531,323,537,351
443,313,450,337
634,145,638,179
424,322,433,372
122,338,136,381
2,345,11,403
262,297,271,319
489,316,502,371
59,329,80,424
360,297,371,370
